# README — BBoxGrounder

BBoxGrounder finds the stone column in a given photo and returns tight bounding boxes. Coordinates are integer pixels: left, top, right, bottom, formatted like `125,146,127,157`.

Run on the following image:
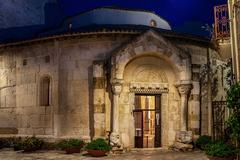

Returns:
172,83,193,151
177,83,192,131
110,79,123,148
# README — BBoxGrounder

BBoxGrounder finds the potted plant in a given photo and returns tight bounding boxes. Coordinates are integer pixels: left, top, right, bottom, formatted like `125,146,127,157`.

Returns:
85,138,111,157
204,141,237,160
22,136,44,152
57,139,84,154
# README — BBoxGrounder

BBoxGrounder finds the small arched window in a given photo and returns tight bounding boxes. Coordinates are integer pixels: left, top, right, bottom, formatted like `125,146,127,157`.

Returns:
40,76,50,106
150,20,157,27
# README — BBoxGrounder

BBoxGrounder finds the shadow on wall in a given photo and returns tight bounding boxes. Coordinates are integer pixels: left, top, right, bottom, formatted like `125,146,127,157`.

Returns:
88,65,94,140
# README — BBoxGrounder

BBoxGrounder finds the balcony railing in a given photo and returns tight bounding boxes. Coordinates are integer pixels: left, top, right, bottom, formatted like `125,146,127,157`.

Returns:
214,4,230,39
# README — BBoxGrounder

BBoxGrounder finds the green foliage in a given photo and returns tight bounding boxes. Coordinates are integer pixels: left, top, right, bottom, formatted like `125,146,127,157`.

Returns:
226,82,240,109
0,138,11,149
0,137,23,149
57,139,84,150
41,142,57,150
227,112,240,140
0,137,56,151
195,135,212,150
205,141,237,158
22,136,44,152
85,138,111,151
226,82,240,141
13,142,23,151
12,137,23,151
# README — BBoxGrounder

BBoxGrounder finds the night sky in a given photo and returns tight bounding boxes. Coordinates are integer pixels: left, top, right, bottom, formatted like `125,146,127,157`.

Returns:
59,0,227,30
0,0,228,43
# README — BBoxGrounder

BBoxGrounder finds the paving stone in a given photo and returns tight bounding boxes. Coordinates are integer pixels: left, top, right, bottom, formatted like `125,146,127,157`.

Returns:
0,149,208,160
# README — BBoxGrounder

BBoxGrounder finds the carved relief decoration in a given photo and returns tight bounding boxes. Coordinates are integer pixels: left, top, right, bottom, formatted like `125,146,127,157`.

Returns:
133,64,168,83
110,30,191,81
129,64,169,93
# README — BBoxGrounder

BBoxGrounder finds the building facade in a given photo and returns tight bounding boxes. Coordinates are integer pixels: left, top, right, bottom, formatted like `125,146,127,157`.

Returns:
228,0,240,81
0,8,226,149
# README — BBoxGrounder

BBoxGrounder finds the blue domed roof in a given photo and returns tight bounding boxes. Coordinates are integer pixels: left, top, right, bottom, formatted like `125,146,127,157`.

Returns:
63,7,171,30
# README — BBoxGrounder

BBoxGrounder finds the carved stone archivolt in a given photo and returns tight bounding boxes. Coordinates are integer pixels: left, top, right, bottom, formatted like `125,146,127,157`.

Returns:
110,30,191,81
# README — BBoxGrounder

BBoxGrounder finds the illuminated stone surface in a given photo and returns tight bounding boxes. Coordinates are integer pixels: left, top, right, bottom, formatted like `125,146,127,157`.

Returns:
0,28,225,149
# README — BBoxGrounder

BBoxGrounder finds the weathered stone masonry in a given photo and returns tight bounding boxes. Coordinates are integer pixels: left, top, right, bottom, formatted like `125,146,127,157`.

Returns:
0,30,222,148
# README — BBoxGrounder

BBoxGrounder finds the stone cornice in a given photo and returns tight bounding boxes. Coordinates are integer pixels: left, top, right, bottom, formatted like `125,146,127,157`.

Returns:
129,82,169,94
0,31,140,49
0,28,211,49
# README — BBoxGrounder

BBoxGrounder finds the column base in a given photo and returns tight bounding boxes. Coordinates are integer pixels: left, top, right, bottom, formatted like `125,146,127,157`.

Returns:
170,142,193,151
110,132,122,149
170,131,193,151
175,131,193,144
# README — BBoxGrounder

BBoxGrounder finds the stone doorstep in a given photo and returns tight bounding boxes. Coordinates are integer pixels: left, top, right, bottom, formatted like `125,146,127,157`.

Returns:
109,147,170,155
108,147,170,155
129,147,169,152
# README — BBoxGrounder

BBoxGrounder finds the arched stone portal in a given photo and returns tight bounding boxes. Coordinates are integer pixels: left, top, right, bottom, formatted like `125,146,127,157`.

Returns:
109,30,193,149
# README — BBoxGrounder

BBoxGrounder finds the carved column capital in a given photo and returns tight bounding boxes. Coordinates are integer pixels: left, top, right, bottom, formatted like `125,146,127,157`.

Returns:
176,83,192,96
111,79,124,95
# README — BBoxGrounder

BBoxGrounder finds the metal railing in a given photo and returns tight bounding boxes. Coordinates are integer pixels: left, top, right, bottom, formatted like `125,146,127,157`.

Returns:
214,4,230,39
212,101,229,140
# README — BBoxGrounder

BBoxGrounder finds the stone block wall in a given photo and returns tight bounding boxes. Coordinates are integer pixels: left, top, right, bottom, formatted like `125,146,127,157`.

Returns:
0,32,226,146
50,35,129,139
15,42,57,136
0,50,17,134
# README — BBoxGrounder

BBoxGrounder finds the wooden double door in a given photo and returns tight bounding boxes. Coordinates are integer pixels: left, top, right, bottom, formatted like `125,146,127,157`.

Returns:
133,95,161,148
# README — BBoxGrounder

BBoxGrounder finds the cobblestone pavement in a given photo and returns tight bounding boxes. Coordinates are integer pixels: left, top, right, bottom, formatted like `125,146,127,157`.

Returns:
0,149,208,160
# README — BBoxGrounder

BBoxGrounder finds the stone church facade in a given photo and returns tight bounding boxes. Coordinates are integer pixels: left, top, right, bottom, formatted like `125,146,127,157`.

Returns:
0,8,224,149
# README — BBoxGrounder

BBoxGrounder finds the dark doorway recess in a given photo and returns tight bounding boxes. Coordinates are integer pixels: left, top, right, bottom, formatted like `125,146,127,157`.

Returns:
133,94,161,148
